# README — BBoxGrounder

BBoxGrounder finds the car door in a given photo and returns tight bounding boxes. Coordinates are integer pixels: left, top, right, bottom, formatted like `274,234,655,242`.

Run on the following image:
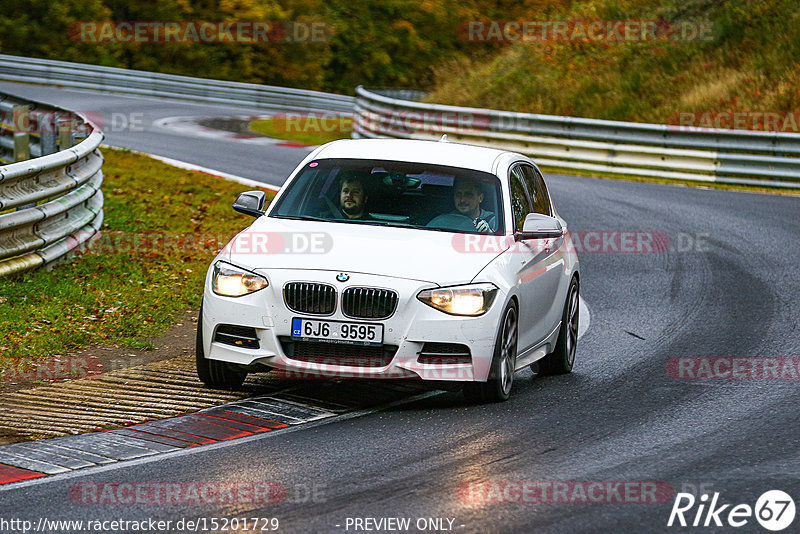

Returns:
508,165,546,351
518,163,567,344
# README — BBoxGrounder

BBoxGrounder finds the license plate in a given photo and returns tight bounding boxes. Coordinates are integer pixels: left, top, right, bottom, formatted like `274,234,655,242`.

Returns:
291,318,384,346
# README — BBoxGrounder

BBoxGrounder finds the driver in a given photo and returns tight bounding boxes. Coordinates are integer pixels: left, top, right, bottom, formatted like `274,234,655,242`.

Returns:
452,179,496,233
339,174,371,220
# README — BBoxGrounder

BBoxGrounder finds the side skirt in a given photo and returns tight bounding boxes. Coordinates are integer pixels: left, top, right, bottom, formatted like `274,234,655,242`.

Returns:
515,321,561,371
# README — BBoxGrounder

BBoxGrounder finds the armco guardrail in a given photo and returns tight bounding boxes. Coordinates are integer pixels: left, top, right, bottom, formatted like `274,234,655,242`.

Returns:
354,87,800,189
0,54,355,114
0,93,104,277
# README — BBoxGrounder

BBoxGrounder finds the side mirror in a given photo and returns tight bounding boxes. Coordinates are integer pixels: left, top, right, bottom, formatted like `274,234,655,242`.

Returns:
233,191,267,217
515,213,564,241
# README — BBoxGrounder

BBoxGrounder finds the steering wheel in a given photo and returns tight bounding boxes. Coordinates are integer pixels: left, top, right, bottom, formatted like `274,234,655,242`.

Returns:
426,213,482,232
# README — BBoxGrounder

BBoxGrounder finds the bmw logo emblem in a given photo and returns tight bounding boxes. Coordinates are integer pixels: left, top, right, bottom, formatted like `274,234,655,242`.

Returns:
336,273,350,282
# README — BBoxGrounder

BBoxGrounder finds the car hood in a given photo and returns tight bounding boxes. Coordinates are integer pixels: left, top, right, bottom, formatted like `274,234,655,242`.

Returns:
221,217,507,285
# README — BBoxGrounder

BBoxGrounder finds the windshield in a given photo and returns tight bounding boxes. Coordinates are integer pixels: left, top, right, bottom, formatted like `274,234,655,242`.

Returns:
270,158,505,235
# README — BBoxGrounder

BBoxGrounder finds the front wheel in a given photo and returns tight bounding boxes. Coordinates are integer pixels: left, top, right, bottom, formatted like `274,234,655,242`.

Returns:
464,301,518,403
196,304,248,389
539,277,579,376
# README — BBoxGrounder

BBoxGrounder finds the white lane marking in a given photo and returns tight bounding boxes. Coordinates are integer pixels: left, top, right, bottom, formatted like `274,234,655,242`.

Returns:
101,145,281,192
148,154,282,192
578,296,590,340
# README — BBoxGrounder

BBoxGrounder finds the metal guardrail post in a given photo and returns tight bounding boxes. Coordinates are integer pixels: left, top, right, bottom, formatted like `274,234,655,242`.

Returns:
39,111,58,156
58,120,73,149
40,131,57,155
12,104,30,162
11,104,36,211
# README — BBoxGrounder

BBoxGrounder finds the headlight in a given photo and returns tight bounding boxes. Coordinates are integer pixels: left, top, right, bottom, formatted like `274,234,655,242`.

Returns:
212,262,268,297
417,283,499,316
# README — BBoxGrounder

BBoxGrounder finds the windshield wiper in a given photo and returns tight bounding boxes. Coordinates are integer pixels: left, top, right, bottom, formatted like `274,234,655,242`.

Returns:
272,215,329,222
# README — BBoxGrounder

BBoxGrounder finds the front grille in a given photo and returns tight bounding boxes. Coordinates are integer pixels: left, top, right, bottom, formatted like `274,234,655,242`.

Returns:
342,287,399,319
283,282,337,315
279,337,398,367
214,324,260,349
417,342,472,365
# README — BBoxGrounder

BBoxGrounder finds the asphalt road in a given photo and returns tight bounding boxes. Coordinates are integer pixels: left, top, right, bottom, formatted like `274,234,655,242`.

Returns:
0,81,305,186
1,81,799,533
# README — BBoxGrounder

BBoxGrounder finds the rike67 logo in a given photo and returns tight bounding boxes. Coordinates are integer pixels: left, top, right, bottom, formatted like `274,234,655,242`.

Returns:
668,490,795,531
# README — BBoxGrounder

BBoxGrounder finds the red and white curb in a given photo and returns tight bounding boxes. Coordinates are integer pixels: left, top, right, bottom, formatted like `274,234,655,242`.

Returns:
0,396,332,485
153,115,317,149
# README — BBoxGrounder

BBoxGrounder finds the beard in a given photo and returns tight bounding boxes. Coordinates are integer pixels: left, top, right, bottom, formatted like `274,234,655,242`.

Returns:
342,203,364,217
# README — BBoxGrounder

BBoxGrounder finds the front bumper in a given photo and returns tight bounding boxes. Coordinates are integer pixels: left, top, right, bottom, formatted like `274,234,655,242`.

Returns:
200,268,504,382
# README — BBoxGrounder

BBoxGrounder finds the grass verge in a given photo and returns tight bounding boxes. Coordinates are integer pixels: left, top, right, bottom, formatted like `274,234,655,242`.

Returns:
249,116,353,146
0,148,274,369
428,0,800,126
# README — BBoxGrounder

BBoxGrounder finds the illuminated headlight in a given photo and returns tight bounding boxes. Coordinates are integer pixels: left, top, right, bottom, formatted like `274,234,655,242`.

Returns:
212,261,268,297
417,283,499,316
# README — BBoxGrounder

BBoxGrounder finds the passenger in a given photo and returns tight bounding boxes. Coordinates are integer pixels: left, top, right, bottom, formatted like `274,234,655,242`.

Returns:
452,179,496,233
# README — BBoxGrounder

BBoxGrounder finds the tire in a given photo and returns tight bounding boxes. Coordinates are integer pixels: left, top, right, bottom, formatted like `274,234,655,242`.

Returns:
539,277,579,376
195,304,248,389
463,301,519,403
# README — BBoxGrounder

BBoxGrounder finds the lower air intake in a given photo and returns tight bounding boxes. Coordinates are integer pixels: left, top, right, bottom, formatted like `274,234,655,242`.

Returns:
279,338,398,368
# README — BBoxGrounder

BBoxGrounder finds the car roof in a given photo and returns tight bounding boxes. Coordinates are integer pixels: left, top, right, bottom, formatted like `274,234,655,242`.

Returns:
310,138,515,174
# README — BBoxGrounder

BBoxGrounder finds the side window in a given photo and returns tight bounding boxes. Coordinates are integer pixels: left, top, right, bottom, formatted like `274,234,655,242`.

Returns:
533,167,553,215
509,166,533,232
520,164,550,215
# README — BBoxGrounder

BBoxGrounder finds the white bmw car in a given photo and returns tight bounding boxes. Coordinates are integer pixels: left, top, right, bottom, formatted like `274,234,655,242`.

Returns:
197,138,579,402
